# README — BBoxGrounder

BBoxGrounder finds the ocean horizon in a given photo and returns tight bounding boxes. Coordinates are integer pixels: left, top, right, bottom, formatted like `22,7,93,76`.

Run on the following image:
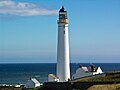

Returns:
0,63,120,84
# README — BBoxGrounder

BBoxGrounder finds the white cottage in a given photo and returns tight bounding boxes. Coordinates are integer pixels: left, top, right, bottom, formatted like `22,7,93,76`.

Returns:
72,64,103,80
25,78,41,88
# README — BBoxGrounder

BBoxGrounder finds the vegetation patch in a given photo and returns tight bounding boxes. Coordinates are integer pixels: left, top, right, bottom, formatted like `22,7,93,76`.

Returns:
88,84,120,90
76,72,120,82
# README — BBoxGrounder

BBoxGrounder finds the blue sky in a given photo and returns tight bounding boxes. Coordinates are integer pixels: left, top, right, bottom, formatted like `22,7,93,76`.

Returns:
0,0,120,63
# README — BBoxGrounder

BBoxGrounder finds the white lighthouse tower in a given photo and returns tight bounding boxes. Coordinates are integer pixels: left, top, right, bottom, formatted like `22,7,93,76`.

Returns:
57,6,70,82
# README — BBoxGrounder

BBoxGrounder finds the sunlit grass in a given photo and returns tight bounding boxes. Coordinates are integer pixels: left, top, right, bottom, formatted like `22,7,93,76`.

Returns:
88,84,120,90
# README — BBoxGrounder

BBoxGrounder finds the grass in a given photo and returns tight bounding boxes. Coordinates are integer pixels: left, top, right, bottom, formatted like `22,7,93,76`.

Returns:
29,86,42,90
31,72,120,90
76,72,120,82
87,84,120,90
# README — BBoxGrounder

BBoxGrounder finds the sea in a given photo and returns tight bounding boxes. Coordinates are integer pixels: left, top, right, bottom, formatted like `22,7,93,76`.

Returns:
0,63,120,84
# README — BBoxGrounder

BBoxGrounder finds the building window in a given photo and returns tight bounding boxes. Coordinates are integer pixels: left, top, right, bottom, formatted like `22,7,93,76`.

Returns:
64,30,65,34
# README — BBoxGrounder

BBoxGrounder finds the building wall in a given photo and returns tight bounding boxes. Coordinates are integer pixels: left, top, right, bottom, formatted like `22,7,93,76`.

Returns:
72,68,92,79
72,67,103,80
48,74,59,82
93,67,103,75
25,80,35,88
35,83,40,87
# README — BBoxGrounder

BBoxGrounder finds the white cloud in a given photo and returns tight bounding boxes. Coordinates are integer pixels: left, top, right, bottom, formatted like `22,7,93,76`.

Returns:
0,0,58,16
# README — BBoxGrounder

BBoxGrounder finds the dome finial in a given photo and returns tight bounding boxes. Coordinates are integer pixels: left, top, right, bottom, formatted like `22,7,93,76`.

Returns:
62,6,64,10
59,6,65,12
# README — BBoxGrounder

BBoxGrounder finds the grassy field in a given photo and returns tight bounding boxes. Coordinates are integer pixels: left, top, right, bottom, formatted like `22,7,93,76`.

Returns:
88,84,120,90
31,72,120,90
76,72,120,82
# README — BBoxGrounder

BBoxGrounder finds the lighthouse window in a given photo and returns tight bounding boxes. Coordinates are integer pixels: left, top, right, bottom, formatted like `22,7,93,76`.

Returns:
59,15,63,18
64,30,65,34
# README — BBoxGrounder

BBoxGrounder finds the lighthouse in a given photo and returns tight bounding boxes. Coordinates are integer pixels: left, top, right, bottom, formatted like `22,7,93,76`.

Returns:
57,6,70,82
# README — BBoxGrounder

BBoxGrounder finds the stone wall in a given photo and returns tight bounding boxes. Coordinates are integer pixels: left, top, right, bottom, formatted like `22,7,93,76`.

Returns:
41,81,120,90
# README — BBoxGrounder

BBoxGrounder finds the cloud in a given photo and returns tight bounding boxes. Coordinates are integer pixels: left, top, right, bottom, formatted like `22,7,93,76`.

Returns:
0,0,58,16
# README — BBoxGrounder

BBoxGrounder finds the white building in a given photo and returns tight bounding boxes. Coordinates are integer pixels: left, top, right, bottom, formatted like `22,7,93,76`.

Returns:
25,78,41,88
48,74,59,82
57,6,70,82
72,65,103,80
